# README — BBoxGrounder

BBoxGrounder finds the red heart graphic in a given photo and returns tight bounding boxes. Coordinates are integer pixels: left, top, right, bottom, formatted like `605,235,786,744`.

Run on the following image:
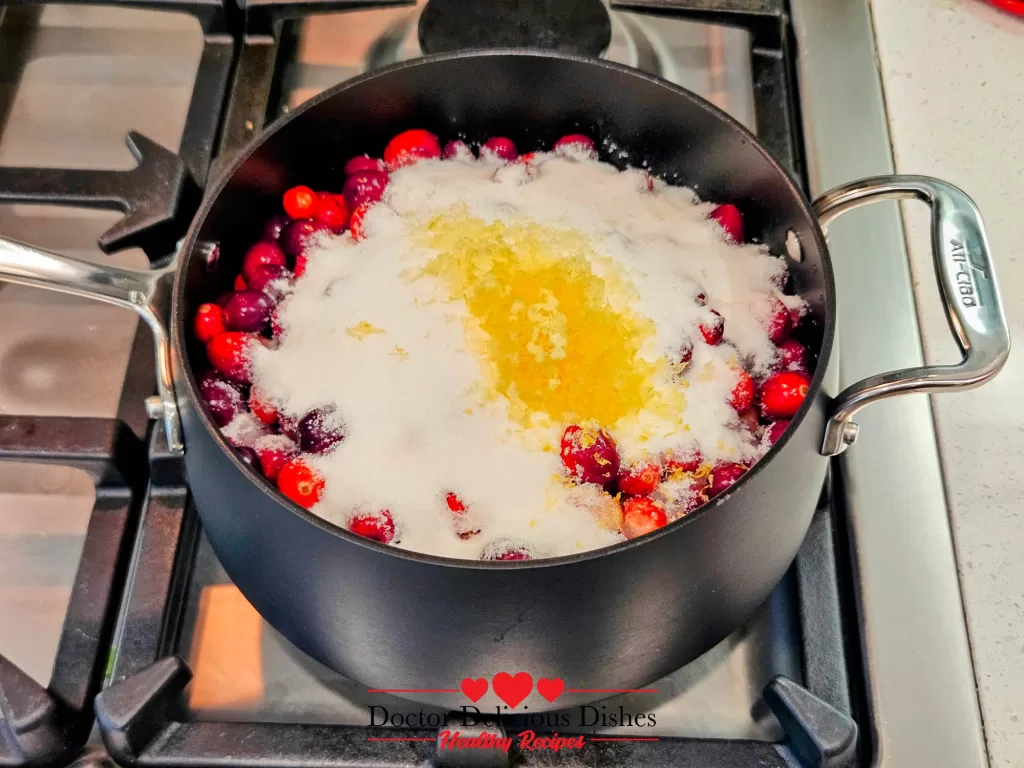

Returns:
460,677,488,703
492,672,533,709
537,677,565,703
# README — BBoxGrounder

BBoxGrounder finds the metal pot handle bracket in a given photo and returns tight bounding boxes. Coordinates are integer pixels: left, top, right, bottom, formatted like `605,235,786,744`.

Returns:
814,175,1010,456
0,237,183,454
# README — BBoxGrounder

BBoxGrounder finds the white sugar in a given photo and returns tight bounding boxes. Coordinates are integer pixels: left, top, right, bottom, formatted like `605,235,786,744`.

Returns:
249,151,799,559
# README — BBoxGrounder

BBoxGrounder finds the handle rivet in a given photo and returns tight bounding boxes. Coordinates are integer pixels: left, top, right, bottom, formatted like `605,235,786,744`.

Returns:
842,422,859,444
145,396,165,419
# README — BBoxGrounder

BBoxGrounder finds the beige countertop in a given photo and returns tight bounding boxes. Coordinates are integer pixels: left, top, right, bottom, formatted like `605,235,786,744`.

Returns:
870,1,1024,764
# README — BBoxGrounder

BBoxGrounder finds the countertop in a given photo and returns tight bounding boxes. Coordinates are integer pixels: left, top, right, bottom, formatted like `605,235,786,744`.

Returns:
870,1,1024,764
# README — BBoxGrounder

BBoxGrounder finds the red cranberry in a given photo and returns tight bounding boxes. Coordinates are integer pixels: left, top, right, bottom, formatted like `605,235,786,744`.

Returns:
383,129,441,170
482,541,533,561
764,420,790,446
233,274,247,291
223,290,274,333
197,370,245,427
247,264,293,300
445,492,467,513
283,185,317,219
313,192,349,234
344,154,384,175
622,497,668,539
256,439,298,482
299,406,346,454
777,338,808,372
294,254,308,277
481,137,518,161
250,387,278,425
618,461,661,496
242,241,287,284
664,447,703,475
349,510,396,543
263,214,291,242
679,337,694,366
708,463,748,498
758,371,811,420
235,445,261,474
276,457,323,507
342,170,388,212
280,218,329,258
554,134,597,158
560,424,620,486
699,309,725,345
494,549,531,561
349,201,373,242
206,332,252,383
193,303,226,343
730,369,755,412
708,203,744,242
442,140,471,159
753,293,792,343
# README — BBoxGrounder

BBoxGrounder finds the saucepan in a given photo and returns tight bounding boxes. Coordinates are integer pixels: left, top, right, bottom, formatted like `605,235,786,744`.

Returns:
0,51,1008,712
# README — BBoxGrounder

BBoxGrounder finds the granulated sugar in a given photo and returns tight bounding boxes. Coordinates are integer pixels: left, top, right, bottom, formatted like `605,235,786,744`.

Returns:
248,150,798,559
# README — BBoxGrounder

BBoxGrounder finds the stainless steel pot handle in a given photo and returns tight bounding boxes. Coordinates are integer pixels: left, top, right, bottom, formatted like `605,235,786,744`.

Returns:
0,237,183,454
814,175,1010,456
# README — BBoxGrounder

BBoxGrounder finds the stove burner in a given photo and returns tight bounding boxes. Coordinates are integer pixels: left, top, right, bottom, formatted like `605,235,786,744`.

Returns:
418,0,612,58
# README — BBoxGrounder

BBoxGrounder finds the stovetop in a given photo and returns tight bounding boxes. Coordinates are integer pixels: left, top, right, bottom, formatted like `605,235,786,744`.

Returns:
0,1,987,767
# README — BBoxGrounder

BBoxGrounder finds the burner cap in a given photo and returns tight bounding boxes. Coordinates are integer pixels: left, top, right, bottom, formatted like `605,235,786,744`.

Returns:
419,0,612,58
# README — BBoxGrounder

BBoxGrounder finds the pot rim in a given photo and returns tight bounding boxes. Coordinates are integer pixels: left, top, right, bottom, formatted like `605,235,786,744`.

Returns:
172,48,837,571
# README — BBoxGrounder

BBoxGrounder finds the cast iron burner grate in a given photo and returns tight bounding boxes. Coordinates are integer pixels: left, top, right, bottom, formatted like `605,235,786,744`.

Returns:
418,0,613,58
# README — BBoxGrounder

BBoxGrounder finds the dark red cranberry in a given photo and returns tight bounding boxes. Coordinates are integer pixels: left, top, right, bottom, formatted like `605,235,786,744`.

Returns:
197,370,245,427
236,446,262,474
280,218,329,258
262,214,291,242
223,290,274,333
299,406,346,454
560,425,619,486
278,413,300,442
242,241,287,284
708,463,748,499
342,170,389,212
695,291,708,306
442,140,471,159
778,338,808,372
679,337,693,366
764,420,790,446
344,154,384,176
482,541,533,561
214,291,234,307
481,137,518,161
246,264,293,300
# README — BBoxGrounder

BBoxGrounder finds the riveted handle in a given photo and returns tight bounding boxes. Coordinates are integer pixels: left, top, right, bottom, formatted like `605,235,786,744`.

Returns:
814,176,1009,456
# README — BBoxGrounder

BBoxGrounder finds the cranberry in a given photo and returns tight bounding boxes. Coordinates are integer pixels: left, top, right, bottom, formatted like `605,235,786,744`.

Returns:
197,370,245,427
342,170,388,212
247,264,293,300
778,338,808,372
213,292,234,307
242,241,287,284
223,290,274,333
263,214,291,242
481,137,518,161
445,492,467,513
553,134,597,158
257,439,298,482
671,476,710,517
299,406,346,454
442,140,471,159
708,463,748,499
560,425,620,486
280,218,329,258
383,129,441,170
193,302,226,343
270,307,284,337
350,201,373,242
622,497,668,539
764,420,790,446
236,445,261,474
699,309,725,345
494,549,531,561
618,461,661,496
695,291,708,306
277,457,324,508
752,293,792,343
233,274,247,291
709,203,744,242
283,185,317,219
206,332,252,383
294,254,308,277
277,413,300,442
482,542,533,561
679,337,693,366
344,154,384,176
729,369,755,412
249,387,278,425
664,447,703,475
758,371,811,420
349,509,395,543
313,192,349,234
738,407,760,435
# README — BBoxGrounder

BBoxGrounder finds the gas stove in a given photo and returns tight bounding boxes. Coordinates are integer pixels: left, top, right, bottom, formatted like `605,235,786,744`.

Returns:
0,2,988,767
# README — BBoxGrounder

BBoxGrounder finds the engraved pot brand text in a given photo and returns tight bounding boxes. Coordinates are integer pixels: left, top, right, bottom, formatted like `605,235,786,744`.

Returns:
950,237,986,308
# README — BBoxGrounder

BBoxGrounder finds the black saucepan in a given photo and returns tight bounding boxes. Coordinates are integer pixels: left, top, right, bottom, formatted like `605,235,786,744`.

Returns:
0,51,1008,712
